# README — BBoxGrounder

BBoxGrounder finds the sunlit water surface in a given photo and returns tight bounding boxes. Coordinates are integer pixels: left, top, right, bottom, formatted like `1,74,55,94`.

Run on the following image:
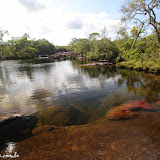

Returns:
0,59,160,150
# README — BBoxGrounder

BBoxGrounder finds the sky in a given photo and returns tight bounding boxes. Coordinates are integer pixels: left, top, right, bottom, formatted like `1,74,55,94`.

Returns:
0,0,126,45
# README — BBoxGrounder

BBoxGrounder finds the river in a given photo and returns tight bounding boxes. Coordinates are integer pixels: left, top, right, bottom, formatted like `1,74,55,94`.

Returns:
0,59,160,154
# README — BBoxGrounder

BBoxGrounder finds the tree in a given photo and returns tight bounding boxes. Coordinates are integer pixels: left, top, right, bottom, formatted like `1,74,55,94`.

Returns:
0,28,8,43
130,23,144,50
69,38,91,57
121,0,160,52
89,32,100,40
0,29,8,58
101,27,108,39
33,39,55,56
117,26,129,40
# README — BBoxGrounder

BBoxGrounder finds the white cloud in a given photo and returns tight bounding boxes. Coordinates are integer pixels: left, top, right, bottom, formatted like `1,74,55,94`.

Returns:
18,0,46,10
0,0,120,45
66,18,83,29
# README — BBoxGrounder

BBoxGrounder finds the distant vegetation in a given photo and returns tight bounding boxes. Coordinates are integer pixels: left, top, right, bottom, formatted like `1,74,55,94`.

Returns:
0,0,160,73
0,32,56,59
0,32,69,59
68,30,119,62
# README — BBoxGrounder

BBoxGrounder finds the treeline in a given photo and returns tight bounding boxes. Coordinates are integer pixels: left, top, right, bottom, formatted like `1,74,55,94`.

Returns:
69,28,159,58
0,33,55,59
68,31,119,62
0,32,69,59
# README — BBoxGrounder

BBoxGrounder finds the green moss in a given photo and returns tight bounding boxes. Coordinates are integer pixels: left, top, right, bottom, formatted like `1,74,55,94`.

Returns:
133,60,143,70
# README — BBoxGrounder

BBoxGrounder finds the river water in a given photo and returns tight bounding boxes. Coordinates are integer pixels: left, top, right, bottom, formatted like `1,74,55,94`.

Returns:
0,59,160,150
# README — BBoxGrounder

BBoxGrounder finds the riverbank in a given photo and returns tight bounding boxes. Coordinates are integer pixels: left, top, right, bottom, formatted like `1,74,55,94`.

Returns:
80,61,114,67
3,97,159,160
79,56,160,74
1,52,160,75
116,58,160,74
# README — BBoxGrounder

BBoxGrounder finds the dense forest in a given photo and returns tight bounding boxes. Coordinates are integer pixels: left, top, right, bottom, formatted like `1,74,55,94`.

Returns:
0,32,55,59
0,0,160,73
0,32,67,59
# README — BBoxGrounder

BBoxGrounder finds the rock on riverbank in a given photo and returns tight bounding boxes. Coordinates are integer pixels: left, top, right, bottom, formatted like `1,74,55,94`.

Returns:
0,103,37,125
106,100,156,120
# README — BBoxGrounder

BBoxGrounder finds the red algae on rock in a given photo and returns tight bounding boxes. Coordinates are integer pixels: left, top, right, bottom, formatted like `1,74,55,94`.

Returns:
156,97,160,105
157,101,160,105
106,100,155,120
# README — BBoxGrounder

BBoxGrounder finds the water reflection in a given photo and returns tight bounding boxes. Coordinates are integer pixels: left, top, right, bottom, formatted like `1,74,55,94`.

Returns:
0,60,159,118
117,69,160,101
0,60,160,145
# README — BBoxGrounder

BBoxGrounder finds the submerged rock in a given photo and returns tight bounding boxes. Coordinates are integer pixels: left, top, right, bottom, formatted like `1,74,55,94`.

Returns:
125,100,153,110
35,105,89,127
0,103,37,125
0,114,21,123
156,97,160,105
32,125,57,136
106,100,155,120
31,88,52,100
157,101,160,105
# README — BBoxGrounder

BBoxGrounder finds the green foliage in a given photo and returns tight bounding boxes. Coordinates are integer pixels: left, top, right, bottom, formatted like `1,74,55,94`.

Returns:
0,32,55,59
0,28,9,58
121,0,160,51
120,58,160,73
55,46,68,52
89,32,100,40
69,38,91,56
117,51,160,73
0,28,8,43
86,43,100,60
33,39,55,56
69,33,119,61
130,26,139,39
116,28,160,73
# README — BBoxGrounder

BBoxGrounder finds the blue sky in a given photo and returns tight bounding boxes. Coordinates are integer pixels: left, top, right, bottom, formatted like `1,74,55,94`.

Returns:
0,0,158,45
53,0,123,17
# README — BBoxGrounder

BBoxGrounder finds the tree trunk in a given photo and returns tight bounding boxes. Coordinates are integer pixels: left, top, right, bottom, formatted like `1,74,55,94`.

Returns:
153,25,160,53
130,23,144,50
157,33,160,53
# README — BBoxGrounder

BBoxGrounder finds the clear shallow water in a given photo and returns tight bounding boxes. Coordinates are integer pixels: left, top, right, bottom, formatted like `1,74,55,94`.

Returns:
0,59,160,149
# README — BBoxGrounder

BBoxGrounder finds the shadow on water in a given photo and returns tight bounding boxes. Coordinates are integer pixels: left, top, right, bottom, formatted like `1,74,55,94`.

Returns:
117,68,160,101
0,115,37,151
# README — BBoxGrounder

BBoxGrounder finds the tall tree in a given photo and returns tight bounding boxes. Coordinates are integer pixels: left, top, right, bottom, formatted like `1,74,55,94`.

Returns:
89,32,100,40
33,39,55,56
0,29,8,58
130,23,144,50
121,0,160,52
